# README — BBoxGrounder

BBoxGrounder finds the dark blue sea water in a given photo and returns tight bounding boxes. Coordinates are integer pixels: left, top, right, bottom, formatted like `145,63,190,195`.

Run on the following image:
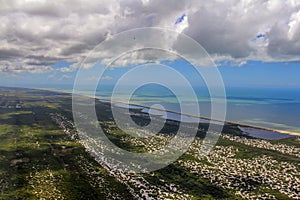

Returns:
96,85,300,133
35,84,300,133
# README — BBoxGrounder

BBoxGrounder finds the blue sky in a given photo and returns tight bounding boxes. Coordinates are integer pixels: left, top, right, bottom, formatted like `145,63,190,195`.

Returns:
218,61,300,88
1,60,299,89
0,1,300,90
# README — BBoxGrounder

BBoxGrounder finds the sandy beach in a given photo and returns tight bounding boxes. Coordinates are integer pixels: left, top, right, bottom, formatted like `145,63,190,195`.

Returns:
95,97,300,138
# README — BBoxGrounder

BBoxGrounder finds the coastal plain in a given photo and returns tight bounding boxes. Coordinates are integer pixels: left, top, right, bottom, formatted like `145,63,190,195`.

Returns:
0,87,299,200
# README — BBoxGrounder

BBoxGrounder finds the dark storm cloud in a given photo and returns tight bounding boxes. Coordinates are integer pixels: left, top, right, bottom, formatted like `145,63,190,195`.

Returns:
0,49,24,60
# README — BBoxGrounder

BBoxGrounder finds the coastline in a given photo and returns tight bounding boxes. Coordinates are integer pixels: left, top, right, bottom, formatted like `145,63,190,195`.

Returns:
97,98,300,138
228,121,300,137
3,86,299,138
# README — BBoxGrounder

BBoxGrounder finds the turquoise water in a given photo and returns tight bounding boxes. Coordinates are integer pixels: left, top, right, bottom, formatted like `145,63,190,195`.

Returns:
96,85,300,132
224,87,300,132
36,84,300,132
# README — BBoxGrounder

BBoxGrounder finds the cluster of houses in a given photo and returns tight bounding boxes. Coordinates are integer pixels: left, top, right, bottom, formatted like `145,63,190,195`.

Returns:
79,133,195,200
223,134,300,158
51,113,299,199
51,113,193,200
181,137,300,200
121,133,173,153
0,96,22,109
0,103,22,109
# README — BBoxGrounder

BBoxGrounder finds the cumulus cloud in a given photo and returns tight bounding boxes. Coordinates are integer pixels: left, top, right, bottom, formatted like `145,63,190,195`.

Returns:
102,75,113,81
59,75,71,80
0,0,299,74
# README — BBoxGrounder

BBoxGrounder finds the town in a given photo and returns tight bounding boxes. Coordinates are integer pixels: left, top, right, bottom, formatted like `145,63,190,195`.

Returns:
52,110,300,200
1,87,299,199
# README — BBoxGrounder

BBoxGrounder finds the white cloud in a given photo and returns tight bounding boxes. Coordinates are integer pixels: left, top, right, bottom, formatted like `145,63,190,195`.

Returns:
59,75,71,80
0,0,300,74
102,75,113,81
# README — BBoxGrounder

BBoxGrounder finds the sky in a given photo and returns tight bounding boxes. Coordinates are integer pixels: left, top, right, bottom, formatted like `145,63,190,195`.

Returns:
0,0,300,88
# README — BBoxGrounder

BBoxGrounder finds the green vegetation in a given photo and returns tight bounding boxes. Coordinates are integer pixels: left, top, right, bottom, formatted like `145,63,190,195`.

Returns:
0,87,132,199
0,87,299,199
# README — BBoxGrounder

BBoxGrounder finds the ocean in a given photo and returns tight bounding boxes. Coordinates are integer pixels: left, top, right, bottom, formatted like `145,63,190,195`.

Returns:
95,85,300,133
33,84,300,133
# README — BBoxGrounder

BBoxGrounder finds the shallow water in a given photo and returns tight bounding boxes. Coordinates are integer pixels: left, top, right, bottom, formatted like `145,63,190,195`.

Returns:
43,85,300,133
238,126,292,140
